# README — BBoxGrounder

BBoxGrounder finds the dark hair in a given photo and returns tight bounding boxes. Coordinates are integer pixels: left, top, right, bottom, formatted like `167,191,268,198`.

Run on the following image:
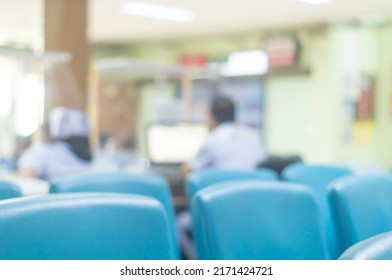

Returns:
63,136,92,162
42,122,92,162
211,95,236,125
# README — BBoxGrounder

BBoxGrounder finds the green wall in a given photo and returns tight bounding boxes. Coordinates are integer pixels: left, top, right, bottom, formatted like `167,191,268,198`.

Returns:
374,27,392,169
264,31,338,163
265,25,392,171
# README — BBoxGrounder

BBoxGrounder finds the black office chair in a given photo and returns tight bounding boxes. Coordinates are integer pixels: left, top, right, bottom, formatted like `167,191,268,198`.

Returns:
258,155,302,178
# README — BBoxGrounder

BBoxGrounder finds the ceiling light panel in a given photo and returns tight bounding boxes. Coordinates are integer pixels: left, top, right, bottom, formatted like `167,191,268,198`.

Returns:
121,1,195,22
295,0,333,5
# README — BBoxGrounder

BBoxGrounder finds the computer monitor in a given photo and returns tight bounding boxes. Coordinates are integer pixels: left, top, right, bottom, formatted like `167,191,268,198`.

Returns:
147,123,208,164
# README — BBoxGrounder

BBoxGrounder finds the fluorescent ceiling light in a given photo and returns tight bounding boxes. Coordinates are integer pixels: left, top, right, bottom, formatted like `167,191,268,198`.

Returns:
121,1,194,22
296,0,333,5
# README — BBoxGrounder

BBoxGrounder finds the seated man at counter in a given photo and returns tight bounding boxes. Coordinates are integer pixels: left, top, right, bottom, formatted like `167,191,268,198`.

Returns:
179,95,266,259
181,95,265,175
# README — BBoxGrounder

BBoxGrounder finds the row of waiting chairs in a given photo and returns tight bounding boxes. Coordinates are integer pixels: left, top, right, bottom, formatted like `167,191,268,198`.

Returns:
186,164,392,260
185,165,350,259
0,164,391,259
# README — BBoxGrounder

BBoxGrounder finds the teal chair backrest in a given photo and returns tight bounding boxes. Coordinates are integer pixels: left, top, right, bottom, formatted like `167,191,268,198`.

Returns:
339,231,392,260
328,175,392,256
282,163,351,259
0,193,176,259
0,180,22,200
185,168,278,205
282,163,352,194
192,180,329,260
50,172,179,258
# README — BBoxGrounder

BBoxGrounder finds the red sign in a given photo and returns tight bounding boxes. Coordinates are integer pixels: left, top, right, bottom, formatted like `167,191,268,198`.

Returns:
178,55,207,69
264,37,298,68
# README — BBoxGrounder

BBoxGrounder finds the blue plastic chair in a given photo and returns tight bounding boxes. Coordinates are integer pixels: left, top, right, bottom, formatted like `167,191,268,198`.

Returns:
191,180,329,260
0,180,22,200
185,168,278,205
328,175,392,256
339,231,392,260
50,171,180,258
0,193,176,260
282,163,352,193
181,169,278,259
282,163,351,259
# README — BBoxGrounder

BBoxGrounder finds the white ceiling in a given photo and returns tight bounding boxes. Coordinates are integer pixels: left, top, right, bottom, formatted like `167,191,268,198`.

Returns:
1,0,392,45
0,0,42,46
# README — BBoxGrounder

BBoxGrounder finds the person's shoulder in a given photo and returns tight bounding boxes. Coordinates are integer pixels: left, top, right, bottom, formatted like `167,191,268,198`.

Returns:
240,125,260,135
235,124,262,141
23,142,72,158
23,143,51,155
211,122,235,135
18,143,51,169
208,122,242,143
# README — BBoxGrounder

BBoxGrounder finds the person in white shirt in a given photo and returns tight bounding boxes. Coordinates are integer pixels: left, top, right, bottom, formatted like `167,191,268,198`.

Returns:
17,107,92,181
182,95,265,175
179,95,265,259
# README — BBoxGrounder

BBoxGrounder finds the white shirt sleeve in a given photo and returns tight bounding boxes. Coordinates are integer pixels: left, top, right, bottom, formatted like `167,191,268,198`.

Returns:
18,144,47,179
188,138,214,171
188,123,265,171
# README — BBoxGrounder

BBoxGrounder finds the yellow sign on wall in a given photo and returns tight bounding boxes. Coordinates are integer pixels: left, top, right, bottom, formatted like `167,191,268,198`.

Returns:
353,120,374,148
